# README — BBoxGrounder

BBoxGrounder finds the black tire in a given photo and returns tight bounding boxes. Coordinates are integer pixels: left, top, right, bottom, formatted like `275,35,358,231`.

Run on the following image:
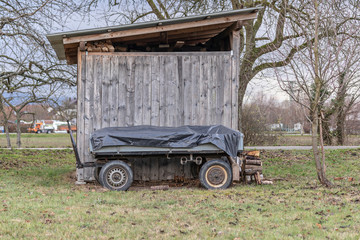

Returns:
94,167,101,184
99,161,133,191
46,130,51,134
199,159,232,190
36,130,42,134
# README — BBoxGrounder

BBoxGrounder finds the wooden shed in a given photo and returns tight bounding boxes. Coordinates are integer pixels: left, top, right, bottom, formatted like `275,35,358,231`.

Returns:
47,8,260,182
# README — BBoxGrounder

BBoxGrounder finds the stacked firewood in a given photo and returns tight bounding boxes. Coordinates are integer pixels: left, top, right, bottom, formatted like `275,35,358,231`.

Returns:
86,41,115,52
241,151,263,184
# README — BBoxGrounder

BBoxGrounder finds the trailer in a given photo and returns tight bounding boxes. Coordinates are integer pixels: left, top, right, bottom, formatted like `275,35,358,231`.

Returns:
69,124,243,190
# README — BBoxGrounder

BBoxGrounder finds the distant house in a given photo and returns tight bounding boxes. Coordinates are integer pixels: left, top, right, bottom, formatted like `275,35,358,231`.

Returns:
268,123,283,131
0,104,53,123
268,122,303,133
54,98,77,122
293,122,303,132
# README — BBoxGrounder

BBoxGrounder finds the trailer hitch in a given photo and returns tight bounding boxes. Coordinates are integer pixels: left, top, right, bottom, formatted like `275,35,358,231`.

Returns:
180,154,202,165
67,120,83,168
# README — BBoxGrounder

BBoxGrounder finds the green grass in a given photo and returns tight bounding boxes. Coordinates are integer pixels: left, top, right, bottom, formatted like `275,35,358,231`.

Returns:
264,134,360,146
1,148,360,239
0,133,73,148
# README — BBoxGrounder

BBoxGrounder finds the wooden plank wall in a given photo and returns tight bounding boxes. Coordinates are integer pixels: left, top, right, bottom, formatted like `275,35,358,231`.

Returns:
77,52,237,181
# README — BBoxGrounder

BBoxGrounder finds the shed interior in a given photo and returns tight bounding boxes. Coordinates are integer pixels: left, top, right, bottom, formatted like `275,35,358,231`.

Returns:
84,22,235,53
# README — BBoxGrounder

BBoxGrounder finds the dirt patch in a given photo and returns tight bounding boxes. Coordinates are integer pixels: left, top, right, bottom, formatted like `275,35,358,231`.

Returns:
129,179,201,191
62,171,106,192
64,170,77,182
64,170,201,192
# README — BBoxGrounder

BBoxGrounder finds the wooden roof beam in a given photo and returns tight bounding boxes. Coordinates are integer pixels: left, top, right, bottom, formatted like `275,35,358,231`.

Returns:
184,39,212,45
167,28,227,40
160,32,168,44
205,20,245,49
163,23,232,37
63,13,257,45
75,23,230,46
211,20,243,42
129,35,218,47
117,30,226,45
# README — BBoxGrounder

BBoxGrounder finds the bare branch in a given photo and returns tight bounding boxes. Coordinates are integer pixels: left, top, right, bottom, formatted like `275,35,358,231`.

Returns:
146,0,165,20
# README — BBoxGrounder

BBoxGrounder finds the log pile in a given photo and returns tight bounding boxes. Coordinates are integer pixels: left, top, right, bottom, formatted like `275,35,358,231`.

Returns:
241,151,263,184
86,41,115,52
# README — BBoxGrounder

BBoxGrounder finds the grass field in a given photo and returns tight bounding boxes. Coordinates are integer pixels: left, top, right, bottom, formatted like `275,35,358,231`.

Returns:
0,133,73,148
274,134,360,146
0,133,359,148
1,148,360,239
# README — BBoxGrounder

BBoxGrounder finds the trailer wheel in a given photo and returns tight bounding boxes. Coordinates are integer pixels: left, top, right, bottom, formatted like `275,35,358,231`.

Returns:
199,159,232,190
99,161,133,191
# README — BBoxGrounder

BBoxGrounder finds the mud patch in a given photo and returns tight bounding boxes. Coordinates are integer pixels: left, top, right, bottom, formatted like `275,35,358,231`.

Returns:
64,169,201,192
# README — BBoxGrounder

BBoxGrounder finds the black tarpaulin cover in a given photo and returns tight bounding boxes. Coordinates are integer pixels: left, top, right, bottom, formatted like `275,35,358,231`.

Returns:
90,125,243,157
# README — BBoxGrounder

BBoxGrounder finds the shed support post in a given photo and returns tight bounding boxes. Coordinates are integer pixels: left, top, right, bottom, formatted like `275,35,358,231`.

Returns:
227,156,240,181
231,28,241,131
76,168,86,185
76,47,87,184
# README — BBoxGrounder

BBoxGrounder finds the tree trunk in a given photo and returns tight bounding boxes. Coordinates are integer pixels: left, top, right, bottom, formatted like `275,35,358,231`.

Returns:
311,111,332,187
335,102,346,145
4,121,11,148
0,95,11,148
336,112,345,145
322,117,332,145
237,65,253,131
319,114,326,173
334,72,347,145
16,115,22,148
237,79,248,131
311,0,332,188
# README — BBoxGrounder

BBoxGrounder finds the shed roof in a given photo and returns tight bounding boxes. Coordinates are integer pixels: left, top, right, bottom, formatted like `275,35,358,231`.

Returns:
47,7,260,64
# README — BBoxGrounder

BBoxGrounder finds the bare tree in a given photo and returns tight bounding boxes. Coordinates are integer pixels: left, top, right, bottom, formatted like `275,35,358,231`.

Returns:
312,0,331,186
0,95,13,147
275,0,360,186
242,93,279,145
332,44,360,145
0,78,61,147
51,97,77,121
0,0,78,147
276,0,333,186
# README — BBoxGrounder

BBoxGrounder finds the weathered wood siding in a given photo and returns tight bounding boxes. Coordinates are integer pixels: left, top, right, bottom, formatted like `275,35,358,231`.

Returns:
77,51,238,181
